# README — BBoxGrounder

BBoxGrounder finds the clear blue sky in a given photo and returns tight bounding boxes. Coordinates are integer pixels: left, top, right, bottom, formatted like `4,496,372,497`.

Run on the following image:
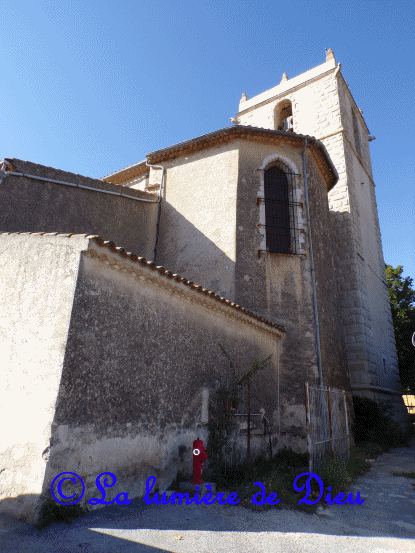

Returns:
1,0,414,280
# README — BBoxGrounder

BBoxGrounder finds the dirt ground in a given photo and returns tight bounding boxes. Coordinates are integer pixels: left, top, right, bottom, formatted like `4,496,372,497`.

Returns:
1,438,414,552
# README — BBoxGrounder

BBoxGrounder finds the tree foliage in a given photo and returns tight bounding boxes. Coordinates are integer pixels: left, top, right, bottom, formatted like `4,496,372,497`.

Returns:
385,264,415,392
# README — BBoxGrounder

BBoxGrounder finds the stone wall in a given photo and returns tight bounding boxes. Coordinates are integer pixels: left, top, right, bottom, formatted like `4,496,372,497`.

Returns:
155,142,240,300
148,136,349,447
0,233,91,523
305,150,349,390
45,238,284,516
233,141,350,444
0,159,158,259
234,60,408,426
0,233,284,522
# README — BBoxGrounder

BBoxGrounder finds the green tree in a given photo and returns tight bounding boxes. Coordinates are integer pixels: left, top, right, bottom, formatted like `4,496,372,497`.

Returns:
385,264,415,392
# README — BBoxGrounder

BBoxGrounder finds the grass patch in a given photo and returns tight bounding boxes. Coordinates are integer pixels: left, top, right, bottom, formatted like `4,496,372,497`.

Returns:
209,446,372,514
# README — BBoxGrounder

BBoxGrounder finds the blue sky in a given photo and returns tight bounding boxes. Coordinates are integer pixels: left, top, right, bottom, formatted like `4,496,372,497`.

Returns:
1,0,414,279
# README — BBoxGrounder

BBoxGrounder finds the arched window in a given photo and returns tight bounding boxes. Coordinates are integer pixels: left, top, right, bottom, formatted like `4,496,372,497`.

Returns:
275,100,293,132
263,161,296,254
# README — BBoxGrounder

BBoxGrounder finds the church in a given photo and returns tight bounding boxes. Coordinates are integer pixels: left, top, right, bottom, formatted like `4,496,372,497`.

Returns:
0,49,408,523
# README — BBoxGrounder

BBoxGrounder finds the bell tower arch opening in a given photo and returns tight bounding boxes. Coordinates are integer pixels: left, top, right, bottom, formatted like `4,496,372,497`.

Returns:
275,100,293,132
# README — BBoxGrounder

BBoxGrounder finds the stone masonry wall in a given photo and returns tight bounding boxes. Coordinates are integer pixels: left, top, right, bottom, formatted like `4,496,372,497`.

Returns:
0,233,284,522
305,150,350,391
45,240,284,514
234,64,408,426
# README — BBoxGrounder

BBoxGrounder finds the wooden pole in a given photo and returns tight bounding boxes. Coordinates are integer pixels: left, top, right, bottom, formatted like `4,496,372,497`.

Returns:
344,391,350,453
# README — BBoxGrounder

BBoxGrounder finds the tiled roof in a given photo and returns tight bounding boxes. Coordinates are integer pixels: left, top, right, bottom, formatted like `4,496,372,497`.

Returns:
103,125,338,190
0,231,285,334
102,160,148,184
90,235,285,333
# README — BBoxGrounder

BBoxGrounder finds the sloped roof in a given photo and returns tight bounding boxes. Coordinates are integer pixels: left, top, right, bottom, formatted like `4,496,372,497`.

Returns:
0,232,286,335
103,125,338,191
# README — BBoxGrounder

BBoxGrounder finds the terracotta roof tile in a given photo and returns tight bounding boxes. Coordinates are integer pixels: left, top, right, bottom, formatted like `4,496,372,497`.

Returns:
89,235,285,333
0,231,285,334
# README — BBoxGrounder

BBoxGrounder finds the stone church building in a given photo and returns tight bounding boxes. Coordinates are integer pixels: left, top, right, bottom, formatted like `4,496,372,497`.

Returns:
0,49,408,522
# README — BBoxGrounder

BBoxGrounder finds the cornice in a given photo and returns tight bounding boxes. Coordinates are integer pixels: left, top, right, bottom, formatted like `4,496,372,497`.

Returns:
146,126,337,190
102,161,148,185
235,67,337,117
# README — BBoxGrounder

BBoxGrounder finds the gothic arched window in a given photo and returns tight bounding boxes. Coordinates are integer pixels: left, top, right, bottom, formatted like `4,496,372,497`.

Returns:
260,160,300,255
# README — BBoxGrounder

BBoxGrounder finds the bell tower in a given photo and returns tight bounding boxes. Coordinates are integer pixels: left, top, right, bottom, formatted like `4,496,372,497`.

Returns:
234,49,408,425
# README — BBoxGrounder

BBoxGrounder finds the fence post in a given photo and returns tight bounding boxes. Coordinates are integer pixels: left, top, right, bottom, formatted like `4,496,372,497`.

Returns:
343,391,350,450
304,382,312,472
327,387,334,454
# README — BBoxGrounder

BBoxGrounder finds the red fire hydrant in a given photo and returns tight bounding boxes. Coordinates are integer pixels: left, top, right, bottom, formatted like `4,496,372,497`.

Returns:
191,437,208,484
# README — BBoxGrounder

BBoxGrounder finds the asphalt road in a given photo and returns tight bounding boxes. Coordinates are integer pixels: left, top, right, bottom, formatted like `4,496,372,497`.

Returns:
1,439,414,552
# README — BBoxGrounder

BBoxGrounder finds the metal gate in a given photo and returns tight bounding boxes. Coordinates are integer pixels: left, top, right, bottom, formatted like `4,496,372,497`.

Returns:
305,383,350,471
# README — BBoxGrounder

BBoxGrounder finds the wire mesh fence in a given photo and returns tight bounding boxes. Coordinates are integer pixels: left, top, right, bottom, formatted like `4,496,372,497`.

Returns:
305,383,350,472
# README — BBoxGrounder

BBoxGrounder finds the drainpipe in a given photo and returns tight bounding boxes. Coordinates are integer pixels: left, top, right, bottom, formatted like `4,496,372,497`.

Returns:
302,140,323,386
145,159,165,262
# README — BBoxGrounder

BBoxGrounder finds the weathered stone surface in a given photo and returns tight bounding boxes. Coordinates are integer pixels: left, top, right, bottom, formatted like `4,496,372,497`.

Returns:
0,158,158,259
234,52,408,426
0,233,283,522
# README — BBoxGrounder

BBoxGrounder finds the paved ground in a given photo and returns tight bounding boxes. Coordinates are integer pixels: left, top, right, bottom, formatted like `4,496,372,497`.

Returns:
1,440,414,552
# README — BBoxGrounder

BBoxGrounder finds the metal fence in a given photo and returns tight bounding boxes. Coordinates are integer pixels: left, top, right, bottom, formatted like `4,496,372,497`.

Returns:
212,378,275,472
305,383,350,471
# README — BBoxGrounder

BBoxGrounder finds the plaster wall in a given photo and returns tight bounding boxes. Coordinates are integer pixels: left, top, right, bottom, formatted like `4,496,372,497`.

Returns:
155,143,240,299
150,138,349,441
122,172,149,191
0,233,89,522
0,159,158,259
43,241,284,513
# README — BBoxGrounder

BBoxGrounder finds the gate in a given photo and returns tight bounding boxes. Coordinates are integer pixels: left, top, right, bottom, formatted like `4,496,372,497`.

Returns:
305,383,350,471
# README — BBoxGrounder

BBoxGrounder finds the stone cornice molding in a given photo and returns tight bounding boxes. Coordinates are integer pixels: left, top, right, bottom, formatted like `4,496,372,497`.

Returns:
145,126,337,191
235,67,337,117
